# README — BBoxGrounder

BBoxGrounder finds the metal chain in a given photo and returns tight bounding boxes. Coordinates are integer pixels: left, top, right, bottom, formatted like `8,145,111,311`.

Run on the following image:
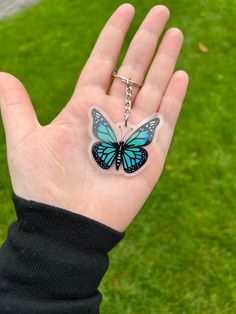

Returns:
124,80,133,127
112,70,143,127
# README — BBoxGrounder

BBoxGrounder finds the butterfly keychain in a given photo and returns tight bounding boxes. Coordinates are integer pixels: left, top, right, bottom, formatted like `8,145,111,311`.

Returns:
89,70,162,176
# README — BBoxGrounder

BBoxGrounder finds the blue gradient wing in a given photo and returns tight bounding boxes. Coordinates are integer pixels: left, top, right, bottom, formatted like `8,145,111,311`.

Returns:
92,142,118,169
91,108,118,170
122,146,148,173
91,108,117,144
125,117,160,147
122,116,160,173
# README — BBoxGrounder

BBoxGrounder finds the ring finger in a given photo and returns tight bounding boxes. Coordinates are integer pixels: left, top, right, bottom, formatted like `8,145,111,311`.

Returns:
134,27,183,115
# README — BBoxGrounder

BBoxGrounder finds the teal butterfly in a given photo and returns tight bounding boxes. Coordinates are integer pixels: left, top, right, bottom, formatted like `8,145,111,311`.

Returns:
91,108,160,173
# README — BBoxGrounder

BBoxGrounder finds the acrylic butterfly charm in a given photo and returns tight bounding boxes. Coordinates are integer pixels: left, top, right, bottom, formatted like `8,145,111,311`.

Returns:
89,107,162,175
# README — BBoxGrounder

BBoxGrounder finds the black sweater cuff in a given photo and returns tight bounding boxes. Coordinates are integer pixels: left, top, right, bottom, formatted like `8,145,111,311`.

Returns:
0,193,125,314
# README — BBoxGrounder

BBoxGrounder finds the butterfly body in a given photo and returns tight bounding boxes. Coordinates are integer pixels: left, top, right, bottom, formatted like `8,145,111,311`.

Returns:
90,108,161,174
115,141,124,170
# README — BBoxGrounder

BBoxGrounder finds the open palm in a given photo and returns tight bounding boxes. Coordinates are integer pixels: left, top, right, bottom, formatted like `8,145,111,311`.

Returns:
0,4,188,231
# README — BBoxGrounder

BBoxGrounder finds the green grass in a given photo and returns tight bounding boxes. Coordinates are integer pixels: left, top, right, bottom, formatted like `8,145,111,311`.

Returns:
0,0,235,313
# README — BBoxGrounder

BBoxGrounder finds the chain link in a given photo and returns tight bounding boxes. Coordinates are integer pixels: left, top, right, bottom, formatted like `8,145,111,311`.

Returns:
124,81,133,126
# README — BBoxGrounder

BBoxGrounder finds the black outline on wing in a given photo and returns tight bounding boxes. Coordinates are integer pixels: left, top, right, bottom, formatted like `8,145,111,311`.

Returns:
91,108,117,143
125,117,160,147
122,146,148,173
92,142,118,170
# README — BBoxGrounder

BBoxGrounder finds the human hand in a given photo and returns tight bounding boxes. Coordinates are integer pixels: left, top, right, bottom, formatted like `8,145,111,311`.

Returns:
0,4,188,231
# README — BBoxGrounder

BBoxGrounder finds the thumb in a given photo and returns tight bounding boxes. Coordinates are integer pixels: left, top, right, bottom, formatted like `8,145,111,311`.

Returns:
0,72,39,147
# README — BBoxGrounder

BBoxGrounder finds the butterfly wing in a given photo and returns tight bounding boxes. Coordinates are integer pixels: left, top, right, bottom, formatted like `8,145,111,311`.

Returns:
122,116,160,173
91,108,118,169
91,108,117,143
125,116,160,147
92,142,118,169
122,146,148,173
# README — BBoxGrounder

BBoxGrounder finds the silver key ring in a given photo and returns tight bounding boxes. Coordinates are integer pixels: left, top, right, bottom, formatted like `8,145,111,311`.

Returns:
112,70,144,87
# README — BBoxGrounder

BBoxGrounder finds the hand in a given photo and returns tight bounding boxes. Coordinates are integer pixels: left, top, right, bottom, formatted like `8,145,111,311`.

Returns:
0,4,188,232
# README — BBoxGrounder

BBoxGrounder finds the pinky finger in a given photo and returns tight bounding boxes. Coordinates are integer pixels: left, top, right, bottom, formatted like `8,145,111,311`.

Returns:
157,70,189,157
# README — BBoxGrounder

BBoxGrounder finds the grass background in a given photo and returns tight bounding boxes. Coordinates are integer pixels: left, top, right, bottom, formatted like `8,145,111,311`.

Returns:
0,0,235,313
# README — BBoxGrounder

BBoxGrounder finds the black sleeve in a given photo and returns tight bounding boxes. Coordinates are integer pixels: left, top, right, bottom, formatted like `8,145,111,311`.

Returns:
0,192,125,314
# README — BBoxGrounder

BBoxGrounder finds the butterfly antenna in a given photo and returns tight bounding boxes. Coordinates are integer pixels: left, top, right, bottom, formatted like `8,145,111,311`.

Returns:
123,127,133,141
118,126,123,140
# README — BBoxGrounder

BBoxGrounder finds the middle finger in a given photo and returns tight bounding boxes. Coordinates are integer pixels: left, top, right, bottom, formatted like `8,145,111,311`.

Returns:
109,5,170,101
